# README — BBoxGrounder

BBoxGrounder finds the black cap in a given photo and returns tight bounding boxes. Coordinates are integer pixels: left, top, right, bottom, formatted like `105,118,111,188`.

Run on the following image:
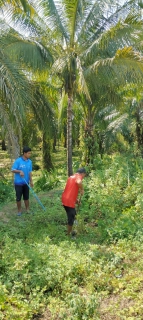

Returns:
76,167,86,174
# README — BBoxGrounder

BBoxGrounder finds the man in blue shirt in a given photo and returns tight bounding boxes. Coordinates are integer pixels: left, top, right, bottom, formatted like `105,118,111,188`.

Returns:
11,146,33,216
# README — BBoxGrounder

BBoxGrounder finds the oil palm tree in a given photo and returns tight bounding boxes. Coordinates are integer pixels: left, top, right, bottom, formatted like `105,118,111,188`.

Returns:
0,29,33,157
1,0,143,171
29,0,143,174
0,8,53,158
104,83,143,156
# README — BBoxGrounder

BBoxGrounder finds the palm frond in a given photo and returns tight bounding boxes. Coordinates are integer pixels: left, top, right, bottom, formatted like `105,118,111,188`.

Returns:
86,47,143,90
52,54,69,73
0,49,32,114
76,56,91,102
31,86,56,135
107,113,129,133
88,0,141,43
83,13,143,63
1,31,53,70
0,0,32,14
31,0,69,41
1,1,38,37
64,0,79,45
104,110,120,121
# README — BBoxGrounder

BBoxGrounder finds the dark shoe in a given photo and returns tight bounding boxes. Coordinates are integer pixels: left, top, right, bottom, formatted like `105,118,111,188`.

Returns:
26,210,34,214
71,230,77,236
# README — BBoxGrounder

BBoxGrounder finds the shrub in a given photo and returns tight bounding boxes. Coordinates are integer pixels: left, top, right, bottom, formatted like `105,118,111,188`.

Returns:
0,179,14,204
34,170,62,192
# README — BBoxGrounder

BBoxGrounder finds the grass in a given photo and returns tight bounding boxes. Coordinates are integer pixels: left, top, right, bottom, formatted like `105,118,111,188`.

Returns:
1,196,143,319
1,149,143,319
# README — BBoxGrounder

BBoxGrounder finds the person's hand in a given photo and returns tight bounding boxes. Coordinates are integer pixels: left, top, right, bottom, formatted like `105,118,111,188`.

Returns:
80,189,84,196
19,171,24,177
76,199,81,205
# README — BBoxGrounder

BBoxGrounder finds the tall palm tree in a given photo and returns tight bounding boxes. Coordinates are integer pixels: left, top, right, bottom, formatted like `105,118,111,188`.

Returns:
0,8,53,158
31,85,57,169
29,0,143,174
0,29,32,157
1,0,143,171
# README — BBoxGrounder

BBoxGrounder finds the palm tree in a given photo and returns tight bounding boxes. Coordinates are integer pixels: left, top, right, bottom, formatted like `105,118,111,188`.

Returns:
1,0,143,171
31,86,57,169
28,0,143,174
105,83,143,156
0,29,32,157
0,7,53,158
79,46,143,162
75,4,143,162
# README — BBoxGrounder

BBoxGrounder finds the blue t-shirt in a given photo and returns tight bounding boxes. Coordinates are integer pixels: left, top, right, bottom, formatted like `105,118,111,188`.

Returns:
11,157,32,185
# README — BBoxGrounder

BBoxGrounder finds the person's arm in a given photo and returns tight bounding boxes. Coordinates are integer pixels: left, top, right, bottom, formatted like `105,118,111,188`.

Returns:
76,177,84,195
11,158,24,176
11,169,24,177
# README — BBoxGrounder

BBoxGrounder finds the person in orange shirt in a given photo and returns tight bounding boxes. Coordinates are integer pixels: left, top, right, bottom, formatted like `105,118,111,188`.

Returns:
62,168,86,236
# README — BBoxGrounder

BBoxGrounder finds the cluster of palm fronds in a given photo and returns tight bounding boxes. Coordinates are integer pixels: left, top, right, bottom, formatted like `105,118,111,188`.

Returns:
1,0,143,171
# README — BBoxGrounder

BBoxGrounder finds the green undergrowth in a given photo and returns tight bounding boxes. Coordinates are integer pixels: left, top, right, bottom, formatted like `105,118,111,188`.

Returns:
1,154,143,319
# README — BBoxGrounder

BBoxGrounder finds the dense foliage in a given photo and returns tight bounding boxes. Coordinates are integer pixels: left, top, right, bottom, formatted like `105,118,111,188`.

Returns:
1,153,143,319
0,178,14,204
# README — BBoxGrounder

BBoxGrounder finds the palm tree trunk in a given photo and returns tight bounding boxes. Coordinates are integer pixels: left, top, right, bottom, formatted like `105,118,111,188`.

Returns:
84,117,97,165
42,132,53,171
2,139,6,151
67,94,73,176
53,136,56,152
136,106,143,157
